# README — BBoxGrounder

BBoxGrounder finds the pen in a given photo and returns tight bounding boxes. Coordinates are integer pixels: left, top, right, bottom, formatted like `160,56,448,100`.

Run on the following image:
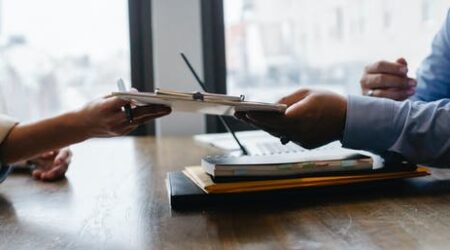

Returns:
180,52,249,155
117,79,134,123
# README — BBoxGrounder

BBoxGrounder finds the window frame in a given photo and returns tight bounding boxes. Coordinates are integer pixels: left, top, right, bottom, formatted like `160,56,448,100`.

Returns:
201,0,254,133
128,0,155,135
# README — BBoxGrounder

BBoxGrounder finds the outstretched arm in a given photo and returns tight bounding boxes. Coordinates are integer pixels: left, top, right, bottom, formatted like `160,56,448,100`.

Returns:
343,95,450,168
237,90,450,168
0,96,171,164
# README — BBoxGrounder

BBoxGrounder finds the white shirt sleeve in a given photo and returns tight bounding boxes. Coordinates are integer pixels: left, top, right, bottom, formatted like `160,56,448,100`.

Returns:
0,114,17,183
0,114,18,144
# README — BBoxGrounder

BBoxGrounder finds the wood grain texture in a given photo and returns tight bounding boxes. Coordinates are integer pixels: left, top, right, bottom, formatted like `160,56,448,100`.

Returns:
1,136,450,250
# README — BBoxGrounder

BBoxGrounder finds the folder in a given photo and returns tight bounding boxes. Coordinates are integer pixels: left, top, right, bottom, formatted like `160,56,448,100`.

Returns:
183,166,430,194
111,89,287,116
166,166,430,210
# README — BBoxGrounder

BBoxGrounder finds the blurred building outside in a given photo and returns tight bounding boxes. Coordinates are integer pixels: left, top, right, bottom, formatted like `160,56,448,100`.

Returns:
225,0,449,101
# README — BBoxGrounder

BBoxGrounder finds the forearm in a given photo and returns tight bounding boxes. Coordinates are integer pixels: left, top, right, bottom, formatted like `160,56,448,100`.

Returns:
0,111,88,164
342,96,450,168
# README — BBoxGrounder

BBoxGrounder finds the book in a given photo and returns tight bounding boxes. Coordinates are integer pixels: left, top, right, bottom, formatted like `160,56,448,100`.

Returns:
202,151,375,177
183,166,430,194
166,166,429,210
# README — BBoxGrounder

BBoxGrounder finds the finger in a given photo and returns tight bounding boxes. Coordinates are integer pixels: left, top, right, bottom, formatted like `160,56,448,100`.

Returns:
112,111,130,125
39,158,70,181
32,169,43,179
116,124,140,136
365,60,408,76
235,112,256,124
40,150,57,159
132,105,172,118
129,89,139,108
132,113,170,125
103,96,132,111
54,148,72,165
245,112,288,130
40,165,68,181
276,89,310,106
112,109,170,130
235,112,285,138
243,115,284,137
396,58,407,66
361,74,416,89
235,112,266,129
234,111,246,120
123,125,140,135
370,88,415,101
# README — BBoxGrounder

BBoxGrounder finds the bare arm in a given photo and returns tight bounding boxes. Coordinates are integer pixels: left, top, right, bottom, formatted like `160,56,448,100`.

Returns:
0,96,171,164
1,112,86,163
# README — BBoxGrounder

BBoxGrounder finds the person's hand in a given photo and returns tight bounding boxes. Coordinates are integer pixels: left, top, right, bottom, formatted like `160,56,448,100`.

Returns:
29,148,72,182
75,96,171,138
360,58,417,101
235,89,347,149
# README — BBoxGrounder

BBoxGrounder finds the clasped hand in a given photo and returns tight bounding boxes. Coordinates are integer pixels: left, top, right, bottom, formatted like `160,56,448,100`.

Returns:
360,58,416,100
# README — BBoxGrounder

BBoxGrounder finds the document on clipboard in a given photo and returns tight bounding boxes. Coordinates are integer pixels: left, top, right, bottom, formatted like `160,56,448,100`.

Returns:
111,89,287,116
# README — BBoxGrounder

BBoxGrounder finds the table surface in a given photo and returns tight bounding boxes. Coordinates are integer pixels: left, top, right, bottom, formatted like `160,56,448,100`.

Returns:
1,136,450,250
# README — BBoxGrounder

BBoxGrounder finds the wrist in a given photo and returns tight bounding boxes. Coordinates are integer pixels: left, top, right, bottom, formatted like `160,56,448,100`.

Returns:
64,111,91,142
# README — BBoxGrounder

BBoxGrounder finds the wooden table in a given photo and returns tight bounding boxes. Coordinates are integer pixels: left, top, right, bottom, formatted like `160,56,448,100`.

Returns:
1,136,450,250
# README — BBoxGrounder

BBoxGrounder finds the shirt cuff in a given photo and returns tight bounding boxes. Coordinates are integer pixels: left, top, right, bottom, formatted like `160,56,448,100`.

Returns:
0,115,17,183
0,114,18,144
342,95,398,153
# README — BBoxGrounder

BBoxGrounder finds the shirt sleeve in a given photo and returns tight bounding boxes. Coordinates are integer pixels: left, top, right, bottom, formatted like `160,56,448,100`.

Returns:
0,114,18,183
342,95,450,168
0,114,17,143
413,9,450,101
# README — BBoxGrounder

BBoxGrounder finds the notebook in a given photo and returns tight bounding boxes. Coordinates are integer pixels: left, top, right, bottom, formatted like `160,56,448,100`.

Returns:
202,152,374,177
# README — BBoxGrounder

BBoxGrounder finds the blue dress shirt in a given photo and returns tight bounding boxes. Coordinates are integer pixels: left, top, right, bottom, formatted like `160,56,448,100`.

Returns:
343,9,450,168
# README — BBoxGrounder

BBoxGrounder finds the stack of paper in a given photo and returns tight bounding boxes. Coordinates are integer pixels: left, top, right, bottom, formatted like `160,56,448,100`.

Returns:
182,166,430,194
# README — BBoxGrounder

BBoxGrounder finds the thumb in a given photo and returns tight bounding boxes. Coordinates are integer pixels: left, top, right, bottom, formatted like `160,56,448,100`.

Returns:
285,94,312,118
54,149,72,165
396,57,408,66
277,89,310,107
104,96,131,110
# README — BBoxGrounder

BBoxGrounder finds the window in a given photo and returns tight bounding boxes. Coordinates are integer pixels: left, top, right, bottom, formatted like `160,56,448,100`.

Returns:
223,0,449,102
0,0,131,122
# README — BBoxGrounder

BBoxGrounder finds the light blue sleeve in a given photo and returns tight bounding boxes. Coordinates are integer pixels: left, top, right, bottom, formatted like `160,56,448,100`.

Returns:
342,95,450,168
414,9,450,101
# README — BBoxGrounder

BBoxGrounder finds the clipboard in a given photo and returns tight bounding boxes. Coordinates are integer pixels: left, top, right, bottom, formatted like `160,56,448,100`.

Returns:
111,89,287,116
